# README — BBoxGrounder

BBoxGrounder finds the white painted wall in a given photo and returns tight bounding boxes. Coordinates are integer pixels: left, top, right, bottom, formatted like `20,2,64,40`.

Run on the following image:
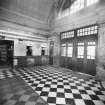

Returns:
14,39,26,56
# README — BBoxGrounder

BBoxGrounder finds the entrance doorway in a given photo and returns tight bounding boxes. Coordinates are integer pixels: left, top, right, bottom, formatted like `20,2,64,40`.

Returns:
0,40,14,68
49,41,54,65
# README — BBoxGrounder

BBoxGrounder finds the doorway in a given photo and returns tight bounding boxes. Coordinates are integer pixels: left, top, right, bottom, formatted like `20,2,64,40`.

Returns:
0,40,14,68
49,41,54,65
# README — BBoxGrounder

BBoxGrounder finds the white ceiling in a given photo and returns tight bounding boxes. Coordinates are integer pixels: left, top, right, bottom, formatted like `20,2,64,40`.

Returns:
0,0,56,32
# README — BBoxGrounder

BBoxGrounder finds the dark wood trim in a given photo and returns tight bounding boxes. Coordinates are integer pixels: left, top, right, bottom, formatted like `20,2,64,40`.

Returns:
14,55,49,68
60,24,98,76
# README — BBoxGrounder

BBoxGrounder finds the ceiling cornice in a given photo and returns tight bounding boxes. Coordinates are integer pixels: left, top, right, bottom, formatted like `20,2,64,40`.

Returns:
0,18,50,33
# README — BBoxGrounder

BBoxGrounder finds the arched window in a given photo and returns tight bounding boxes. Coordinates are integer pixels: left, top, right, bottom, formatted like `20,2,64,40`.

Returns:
57,0,99,19
87,0,99,6
70,0,84,14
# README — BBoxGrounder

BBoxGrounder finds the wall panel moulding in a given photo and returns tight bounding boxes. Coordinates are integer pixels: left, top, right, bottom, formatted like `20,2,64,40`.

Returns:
0,31,47,43
0,29,47,39
5,36,47,43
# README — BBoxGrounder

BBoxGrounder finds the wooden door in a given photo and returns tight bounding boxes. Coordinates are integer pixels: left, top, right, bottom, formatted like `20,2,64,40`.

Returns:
49,41,54,65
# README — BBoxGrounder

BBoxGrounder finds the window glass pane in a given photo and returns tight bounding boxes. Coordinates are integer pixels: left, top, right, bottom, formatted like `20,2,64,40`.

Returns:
70,0,84,14
67,47,73,57
67,43,73,57
77,43,84,58
87,0,99,6
78,47,84,55
87,46,95,59
87,41,96,59
77,25,98,37
61,44,66,46
94,30,98,34
58,0,99,19
87,46,95,56
61,44,66,56
61,31,74,39
95,25,98,29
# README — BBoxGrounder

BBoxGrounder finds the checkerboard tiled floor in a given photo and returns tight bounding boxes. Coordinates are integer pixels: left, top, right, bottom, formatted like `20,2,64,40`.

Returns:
0,66,105,105
1,89,47,105
0,76,47,105
0,69,17,79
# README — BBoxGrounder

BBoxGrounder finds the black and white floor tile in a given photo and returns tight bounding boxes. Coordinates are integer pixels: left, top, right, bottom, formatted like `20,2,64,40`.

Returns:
0,69,17,79
0,66,105,105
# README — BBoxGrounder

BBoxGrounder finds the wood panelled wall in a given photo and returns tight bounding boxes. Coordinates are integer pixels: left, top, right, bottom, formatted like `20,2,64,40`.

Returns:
14,56,49,68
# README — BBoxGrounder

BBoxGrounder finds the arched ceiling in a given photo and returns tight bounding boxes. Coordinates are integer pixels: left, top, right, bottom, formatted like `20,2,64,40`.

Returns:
0,0,57,32
0,0,75,33
0,0,56,22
